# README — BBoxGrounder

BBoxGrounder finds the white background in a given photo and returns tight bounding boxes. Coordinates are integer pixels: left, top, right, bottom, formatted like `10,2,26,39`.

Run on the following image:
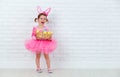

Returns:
0,0,120,69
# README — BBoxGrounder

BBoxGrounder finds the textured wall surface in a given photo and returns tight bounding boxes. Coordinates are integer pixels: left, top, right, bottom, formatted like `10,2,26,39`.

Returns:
0,0,120,69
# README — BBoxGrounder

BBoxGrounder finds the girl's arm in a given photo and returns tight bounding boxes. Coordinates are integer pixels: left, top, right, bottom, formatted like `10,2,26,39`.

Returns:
31,27,36,39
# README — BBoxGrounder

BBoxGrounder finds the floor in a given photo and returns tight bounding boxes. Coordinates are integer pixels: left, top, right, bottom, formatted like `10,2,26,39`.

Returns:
0,69,120,77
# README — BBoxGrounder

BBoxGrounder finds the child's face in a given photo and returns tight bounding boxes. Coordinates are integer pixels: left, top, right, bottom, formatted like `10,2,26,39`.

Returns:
38,15,47,25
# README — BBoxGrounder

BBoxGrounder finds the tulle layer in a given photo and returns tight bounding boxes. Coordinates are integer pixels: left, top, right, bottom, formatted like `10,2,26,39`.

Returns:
25,39,56,54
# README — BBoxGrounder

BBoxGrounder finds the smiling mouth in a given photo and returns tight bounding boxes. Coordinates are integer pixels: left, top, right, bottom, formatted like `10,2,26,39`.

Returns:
41,22,45,24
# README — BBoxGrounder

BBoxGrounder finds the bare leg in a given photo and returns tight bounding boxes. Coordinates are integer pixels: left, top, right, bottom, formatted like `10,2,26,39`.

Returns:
44,53,50,69
36,52,41,69
44,53,53,73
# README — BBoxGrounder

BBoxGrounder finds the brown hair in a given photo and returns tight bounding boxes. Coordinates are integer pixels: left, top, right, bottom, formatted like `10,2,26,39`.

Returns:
34,13,48,22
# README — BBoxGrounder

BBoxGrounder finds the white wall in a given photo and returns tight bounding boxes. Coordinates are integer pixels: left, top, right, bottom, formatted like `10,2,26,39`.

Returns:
0,0,120,69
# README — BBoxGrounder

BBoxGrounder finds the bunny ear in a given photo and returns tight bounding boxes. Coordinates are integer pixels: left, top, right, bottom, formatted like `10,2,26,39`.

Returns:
44,8,51,16
37,6,42,13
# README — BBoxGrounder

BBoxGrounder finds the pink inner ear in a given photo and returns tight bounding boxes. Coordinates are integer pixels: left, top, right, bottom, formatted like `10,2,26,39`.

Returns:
44,8,51,16
37,6,42,13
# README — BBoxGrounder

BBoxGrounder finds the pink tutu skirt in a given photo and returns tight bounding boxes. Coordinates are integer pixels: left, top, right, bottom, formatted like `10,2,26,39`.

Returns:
25,39,56,54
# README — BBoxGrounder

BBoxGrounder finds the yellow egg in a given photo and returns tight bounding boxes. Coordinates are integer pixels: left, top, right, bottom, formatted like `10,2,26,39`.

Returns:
47,32,50,34
43,31,47,34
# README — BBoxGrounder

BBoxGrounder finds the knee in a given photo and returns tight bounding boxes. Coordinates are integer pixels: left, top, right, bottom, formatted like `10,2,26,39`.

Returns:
44,55,49,60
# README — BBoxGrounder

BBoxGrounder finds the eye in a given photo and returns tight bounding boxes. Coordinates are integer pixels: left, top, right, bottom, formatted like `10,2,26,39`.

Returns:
44,18,46,20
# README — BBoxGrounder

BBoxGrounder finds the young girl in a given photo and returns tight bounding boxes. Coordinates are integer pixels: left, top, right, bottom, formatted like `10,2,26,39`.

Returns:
25,6,56,73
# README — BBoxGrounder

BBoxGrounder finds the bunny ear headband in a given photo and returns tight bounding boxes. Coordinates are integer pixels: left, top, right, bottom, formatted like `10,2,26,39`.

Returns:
37,6,51,16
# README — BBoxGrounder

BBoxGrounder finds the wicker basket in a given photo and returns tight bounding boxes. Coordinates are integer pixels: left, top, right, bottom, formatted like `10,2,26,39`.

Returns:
36,30,52,40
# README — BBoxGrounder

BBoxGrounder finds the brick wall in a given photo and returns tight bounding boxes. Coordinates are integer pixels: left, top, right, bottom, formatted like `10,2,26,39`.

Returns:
0,0,120,69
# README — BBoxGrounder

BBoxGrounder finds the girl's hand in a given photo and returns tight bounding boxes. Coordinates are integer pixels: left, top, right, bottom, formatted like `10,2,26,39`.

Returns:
36,35,43,39
36,32,43,39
